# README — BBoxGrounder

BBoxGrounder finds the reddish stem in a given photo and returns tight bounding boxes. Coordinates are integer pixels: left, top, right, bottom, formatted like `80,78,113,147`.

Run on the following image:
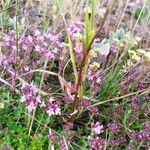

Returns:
72,10,109,113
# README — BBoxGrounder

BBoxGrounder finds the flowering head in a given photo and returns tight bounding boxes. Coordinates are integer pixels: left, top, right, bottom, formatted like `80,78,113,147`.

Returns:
48,133,57,142
81,99,90,108
25,96,37,112
88,136,105,150
21,83,37,96
91,122,104,135
46,101,61,117
89,106,99,115
108,123,121,132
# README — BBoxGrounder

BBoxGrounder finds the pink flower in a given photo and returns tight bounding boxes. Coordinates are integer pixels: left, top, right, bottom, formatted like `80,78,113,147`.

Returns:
91,122,104,134
138,130,150,140
63,122,74,130
89,107,99,115
108,123,121,132
60,138,70,150
142,123,150,131
48,133,57,142
27,100,36,112
81,99,90,108
130,99,140,110
21,83,37,96
129,130,138,139
88,136,105,150
40,101,46,108
67,21,83,37
110,135,126,147
46,102,61,116
23,96,37,112
110,44,117,53
20,95,26,102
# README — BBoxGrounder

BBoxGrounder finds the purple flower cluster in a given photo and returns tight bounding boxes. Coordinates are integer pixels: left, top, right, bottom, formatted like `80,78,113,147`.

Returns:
1,30,65,71
129,130,139,139
21,83,37,96
146,96,150,102
63,94,73,104
127,143,134,150
129,96,149,114
81,99,90,108
89,106,99,115
33,31,63,59
88,136,105,150
138,130,150,140
108,123,121,132
48,133,57,142
59,138,70,150
129,129,150,140
67,21,83,37
88,69,101,94
63,122,74,130
110,135,126,147
21,83,40,112
91,122,104,135
130,97,140,110
21,83,61,116
110,44,117,53
45,97,61,117
119,65,147,96
88,69,101,82
113,107,124,120
142,123,150,131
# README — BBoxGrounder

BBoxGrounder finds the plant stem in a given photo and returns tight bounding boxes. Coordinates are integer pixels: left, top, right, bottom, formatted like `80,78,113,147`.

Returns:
72,9,109,114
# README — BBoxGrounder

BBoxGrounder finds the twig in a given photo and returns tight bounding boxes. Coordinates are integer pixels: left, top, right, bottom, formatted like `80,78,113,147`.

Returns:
87,87,150,109
0,77,20,94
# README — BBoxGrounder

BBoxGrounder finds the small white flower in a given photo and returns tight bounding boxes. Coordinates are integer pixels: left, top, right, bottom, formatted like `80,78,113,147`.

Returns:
35,45,41,52
49,97,55,103
40,101,46,108
36,95,41,103
24,66,30,71
0,102,4,109
91,122,104,135
22,44,28,50
53,48,58,54
55,107,61,115
47,109,54,116
20,95,26,102
96,77,101,84
34,30,41,36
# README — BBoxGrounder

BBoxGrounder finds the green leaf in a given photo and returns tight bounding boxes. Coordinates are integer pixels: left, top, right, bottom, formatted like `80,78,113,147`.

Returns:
85,0,90,47
134,8,149,19
68,35,78,83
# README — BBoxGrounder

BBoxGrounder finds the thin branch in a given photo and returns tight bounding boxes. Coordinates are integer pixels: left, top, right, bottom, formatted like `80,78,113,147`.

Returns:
87,87,150,109
0,77,20,94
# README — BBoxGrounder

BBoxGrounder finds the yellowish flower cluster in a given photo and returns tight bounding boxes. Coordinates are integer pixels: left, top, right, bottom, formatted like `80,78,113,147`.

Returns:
89,49,98,58
128,49,150,62
90,62,100,70
112,34,138,50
